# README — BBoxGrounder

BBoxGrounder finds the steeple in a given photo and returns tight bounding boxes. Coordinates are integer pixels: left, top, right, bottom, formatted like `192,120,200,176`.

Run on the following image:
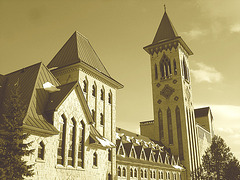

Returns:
152,11,179,44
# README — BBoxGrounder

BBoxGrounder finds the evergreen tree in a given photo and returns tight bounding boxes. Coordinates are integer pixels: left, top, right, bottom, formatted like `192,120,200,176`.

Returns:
0,83,34,179
225,156,240,180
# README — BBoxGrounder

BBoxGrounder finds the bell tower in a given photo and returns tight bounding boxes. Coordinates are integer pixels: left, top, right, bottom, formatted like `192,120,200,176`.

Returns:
143,9,200,179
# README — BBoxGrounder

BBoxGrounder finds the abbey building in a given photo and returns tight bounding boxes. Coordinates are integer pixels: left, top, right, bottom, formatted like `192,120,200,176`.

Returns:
0,10,213,180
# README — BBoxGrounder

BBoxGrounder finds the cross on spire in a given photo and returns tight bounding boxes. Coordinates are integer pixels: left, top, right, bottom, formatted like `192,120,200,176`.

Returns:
164,4,166,12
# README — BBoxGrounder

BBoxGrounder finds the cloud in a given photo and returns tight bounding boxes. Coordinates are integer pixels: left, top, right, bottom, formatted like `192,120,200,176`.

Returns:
191,63,223,83
183,29,205,39
230,24,240,33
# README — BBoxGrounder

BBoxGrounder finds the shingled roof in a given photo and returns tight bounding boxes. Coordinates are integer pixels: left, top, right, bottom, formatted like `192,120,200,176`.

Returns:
152,11,179,44
47,31,110,77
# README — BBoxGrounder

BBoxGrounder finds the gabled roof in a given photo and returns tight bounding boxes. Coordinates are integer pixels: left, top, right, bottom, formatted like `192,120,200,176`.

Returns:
47,31,110,77
123,143,133,157
152,12,178,44
134,146,144,159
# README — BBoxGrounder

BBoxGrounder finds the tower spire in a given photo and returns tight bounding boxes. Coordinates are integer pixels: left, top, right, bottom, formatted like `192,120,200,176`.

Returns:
164,4,166,12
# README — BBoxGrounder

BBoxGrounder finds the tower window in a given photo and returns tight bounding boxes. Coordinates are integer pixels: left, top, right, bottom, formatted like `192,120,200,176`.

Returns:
38,141,45,160
122,167,126,177
155,64,158,79
93,152,97,166
100,89,104,100
118,166,121,177
108,92,112,104
68,118,76,166
158,109,164,140
160,54,172,79
167,108,173,145
183,58,189,81
100,113,104,126
83,80,87,93
57,115,67,165
78,121,85,168
173,59,177,75
92,85,96,97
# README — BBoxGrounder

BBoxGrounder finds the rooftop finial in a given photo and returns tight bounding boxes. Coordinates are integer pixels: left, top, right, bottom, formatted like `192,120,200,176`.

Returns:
164,4,166,12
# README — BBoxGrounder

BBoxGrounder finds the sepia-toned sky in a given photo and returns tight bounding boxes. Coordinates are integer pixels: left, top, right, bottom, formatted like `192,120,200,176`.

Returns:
0,0,240,159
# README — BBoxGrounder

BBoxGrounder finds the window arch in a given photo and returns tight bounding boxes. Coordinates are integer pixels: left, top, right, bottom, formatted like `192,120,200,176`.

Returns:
38,141,45,160
78,121,85,168
167,108,173,145
117,166,121,177
160,54,172,79
57,114,67,165
155,64,158,79
93,152,97,166
122,167,126,177
158,109,164,140
68,118,76,166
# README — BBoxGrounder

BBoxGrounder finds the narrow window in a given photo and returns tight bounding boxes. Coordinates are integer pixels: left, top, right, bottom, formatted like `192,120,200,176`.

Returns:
108,149,111,161
92,85,96,97
145,169,147,178
134,168,137,177
92,110,95,122
150,170,153,178
161,171,163,179
68,118,76,166
123,167,126,177
165,63,169,77
168,61,172,75
167,108,173,145
183,58,188,81
93,152,97,166
176,106,184,160
141,169,143,178
130,168,133,177
155,64,158,79
38,141,45,160
158,109,164,140
100,89,104,100
57,115,66,165
160,62,164,78
83,80,87,93
118,166,121,177
78,121,85,168
100,113,104,126
153,170,156,178
173,59,177,75
108,92,112,104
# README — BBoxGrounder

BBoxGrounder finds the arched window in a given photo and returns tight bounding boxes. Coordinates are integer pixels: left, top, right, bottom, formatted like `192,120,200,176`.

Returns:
68,118,76,166
145,169,147,178
57,114,66,165
93,152,97,166
141,169,144,178
153,170,156,178
160,54,172,79
108,92,112,104
100,113,104,126
122,167,126,177
167,108,173,145
130,168,133,177
92,110,95,122
78,121,85,168
158,109,164,140
134,168,137,177
161,171,164,179
176,106,184,160
173,59,177,75
92,84,96,97
108,149,111,161
150,170,153,178
118,166,121,177
100,89,104,100
155,64,158,79
38,141,45,160
83,80,87,93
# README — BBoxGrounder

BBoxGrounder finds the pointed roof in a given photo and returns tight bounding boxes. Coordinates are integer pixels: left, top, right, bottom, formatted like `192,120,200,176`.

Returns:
152,12,178,44
47,31,110,77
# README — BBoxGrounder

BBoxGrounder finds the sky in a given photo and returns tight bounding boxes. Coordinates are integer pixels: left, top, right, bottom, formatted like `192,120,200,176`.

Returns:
0,0,239,159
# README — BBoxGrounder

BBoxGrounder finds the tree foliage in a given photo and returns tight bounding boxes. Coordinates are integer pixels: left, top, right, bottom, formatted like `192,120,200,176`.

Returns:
191,135,240,180
0,84,34,179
